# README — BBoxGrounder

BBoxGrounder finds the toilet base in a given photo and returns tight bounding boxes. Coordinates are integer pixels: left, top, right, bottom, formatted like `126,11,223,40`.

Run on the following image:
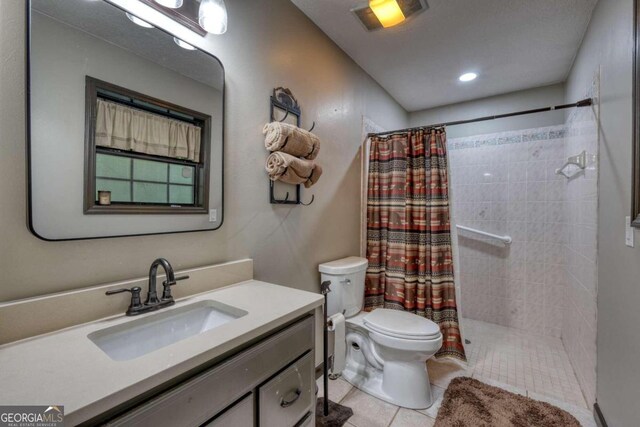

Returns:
341,359,434,409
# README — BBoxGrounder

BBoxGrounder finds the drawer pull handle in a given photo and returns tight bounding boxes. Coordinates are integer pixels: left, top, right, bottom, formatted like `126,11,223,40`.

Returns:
280,388,302,408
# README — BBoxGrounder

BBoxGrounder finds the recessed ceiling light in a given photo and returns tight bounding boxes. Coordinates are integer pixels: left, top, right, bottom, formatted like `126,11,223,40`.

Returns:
459,72,478,82
154,0,183,8
369,0,405,28
126,12,154,28
173,37,196,50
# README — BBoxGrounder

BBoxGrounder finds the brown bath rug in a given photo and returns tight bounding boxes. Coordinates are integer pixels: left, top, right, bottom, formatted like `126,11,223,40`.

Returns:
315,397,353,427
434,377,581,427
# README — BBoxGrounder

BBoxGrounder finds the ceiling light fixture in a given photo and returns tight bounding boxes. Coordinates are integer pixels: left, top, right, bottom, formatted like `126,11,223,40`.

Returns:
154,0,183,8
369,0,405,28
352,0,428,32
173,37,196,50
126,12,155,28
199,0,228,35
459,72,478,82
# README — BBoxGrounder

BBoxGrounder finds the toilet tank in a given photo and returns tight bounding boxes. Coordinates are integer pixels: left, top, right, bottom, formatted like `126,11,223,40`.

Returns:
319,257,368,318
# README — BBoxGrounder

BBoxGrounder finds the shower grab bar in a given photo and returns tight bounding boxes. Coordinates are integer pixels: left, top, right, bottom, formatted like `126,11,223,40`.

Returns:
456,225,512,245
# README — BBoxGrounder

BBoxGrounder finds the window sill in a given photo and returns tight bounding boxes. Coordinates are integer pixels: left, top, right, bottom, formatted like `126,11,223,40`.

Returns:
84,204,208,215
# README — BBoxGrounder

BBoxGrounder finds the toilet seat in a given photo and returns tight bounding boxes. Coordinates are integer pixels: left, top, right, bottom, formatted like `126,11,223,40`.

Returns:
363,309,441,340
368,329,443,352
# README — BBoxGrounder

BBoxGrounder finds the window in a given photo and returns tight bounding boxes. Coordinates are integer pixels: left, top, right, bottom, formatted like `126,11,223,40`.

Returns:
95,152,197,205
84,77,211,214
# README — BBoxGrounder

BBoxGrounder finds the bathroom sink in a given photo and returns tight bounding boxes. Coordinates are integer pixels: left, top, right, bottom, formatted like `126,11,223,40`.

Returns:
88,300,248,361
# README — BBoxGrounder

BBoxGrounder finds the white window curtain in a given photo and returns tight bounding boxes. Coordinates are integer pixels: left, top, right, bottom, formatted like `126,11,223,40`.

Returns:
95,98,202,162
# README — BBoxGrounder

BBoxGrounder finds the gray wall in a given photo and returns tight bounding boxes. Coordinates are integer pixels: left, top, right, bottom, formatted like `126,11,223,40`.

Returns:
0,0,407,302
565,0,640,425
408,84,566,139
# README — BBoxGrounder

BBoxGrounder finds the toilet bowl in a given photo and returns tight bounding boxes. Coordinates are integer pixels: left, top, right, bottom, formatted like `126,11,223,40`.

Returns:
320,257,443,409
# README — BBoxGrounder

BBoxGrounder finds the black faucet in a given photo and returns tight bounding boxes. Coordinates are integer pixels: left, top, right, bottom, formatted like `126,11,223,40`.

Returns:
106,258,189,316
147,258,175,305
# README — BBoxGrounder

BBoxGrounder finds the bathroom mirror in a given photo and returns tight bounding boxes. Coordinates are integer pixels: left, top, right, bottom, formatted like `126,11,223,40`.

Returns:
633,0,640,227
27,0,224,240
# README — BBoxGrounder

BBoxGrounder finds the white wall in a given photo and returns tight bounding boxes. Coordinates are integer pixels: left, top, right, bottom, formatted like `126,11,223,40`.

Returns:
0,0,407,302
565,0,639,424
409,84,566,139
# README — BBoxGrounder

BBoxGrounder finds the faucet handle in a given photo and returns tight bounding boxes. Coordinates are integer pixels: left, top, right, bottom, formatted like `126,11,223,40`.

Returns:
163,275,190,286
161,275,189,300
106,286,143,313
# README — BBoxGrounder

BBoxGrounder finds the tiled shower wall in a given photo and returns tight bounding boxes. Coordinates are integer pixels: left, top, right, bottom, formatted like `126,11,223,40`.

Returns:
449,126,568,338
561,77,599,407
448,84,599,406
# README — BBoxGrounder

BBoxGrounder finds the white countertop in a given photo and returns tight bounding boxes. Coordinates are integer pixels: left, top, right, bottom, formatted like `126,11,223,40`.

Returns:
0,280,323,425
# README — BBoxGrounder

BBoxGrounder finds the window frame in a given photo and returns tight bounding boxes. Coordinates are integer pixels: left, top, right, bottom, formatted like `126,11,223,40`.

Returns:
84,76,212,215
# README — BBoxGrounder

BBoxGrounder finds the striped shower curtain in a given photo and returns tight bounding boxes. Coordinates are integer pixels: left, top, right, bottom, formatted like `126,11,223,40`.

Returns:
364,128,466,361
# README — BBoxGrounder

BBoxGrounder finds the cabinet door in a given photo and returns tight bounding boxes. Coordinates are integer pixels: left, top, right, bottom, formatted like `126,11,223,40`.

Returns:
107,316,313,427
259,352,314,427
203,393,254,427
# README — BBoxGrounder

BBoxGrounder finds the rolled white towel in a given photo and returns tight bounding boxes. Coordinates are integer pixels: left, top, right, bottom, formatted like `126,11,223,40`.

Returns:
265,152,323,188
263,122,320,160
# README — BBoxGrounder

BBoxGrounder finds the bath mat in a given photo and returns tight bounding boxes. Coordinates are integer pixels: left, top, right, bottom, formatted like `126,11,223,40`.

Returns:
315,397,353,427
434,377,581,427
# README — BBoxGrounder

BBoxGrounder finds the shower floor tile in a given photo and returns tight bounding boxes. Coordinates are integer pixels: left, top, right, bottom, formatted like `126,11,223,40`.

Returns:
318,317,595,426
459,317,587,408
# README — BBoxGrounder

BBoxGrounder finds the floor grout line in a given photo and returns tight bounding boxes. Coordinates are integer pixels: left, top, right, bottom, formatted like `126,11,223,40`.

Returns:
386,406,400,427
338,383,355,405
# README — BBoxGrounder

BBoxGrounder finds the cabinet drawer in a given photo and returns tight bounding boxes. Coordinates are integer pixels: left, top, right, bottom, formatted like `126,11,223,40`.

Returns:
203,393,253,427
259,352,314,427
296,411,314,427
107,315,313,427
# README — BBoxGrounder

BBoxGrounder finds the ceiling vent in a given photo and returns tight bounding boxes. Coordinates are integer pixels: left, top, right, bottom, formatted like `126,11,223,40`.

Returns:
351,0,428,31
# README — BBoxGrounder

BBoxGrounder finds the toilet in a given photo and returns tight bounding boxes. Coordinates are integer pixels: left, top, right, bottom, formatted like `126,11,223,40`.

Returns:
320,257,443,409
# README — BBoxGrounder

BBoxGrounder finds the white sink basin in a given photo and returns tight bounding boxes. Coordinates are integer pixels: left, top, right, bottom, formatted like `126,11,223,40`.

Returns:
88,300,247,361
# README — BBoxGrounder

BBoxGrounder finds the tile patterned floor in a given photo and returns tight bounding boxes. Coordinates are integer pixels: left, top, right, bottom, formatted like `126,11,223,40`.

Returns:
317,318,596,427
462,318,587,407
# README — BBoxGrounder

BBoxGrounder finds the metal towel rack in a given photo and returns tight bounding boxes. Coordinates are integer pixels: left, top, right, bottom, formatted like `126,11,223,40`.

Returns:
456,225,512,245
268,87,315,205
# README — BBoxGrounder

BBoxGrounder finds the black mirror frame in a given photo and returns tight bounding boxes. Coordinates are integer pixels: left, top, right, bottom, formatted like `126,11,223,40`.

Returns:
25,0,225,241
633,0,640,226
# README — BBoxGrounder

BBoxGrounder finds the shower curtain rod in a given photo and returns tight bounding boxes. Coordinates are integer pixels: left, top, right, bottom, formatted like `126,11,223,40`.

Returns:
367,98,593,137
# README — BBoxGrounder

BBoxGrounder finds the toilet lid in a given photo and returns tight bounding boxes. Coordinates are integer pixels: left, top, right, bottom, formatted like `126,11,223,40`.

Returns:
363,309,441,340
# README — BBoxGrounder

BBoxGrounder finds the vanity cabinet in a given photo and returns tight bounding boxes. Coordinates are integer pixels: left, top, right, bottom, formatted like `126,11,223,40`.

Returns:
259,352,314,427
104,314,315,427
203,394,253,427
